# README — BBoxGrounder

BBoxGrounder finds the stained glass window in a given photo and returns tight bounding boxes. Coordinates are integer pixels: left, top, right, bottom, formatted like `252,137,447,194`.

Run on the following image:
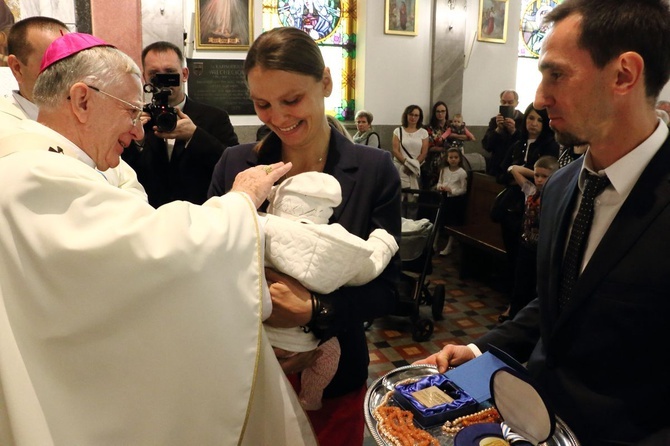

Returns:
261,0,356,120
519,0,563,58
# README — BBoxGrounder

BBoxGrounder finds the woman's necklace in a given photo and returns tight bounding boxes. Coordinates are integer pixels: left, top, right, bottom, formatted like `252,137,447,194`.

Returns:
306,148,327,166
280,148,328,181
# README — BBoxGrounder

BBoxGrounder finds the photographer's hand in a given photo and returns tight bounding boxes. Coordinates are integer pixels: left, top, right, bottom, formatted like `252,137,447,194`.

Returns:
502,117,517,134
495,113,505,133
132,113,152,148
153,109,197,141
139,111,152,127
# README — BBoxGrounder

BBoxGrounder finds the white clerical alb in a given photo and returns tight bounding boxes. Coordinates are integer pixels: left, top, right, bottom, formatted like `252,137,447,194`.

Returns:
0,118,316,446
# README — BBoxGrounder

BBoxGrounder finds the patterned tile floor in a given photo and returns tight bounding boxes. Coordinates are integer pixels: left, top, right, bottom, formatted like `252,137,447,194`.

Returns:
365,241,509,385
363,240,509,445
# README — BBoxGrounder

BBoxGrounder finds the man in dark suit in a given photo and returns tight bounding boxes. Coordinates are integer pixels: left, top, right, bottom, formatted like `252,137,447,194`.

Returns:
483,89,526,314
122,41,238,207
417,1,670,444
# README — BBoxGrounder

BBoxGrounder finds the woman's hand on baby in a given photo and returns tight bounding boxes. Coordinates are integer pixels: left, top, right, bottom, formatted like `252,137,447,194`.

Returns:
265,268,312,327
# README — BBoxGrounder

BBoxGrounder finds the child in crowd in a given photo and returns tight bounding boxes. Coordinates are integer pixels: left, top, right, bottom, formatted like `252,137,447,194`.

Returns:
436,148,468,256
502,155,559,321
262,172,398,410
443,113,476,151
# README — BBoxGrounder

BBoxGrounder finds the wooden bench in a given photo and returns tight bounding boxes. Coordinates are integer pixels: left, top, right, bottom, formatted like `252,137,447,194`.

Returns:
444,172,508,282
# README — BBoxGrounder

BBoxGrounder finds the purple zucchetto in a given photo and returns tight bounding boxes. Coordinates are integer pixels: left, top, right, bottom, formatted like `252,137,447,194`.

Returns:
39,32,114,73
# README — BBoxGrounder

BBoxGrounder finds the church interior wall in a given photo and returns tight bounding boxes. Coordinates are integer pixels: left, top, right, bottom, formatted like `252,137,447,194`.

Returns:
6,0,670,152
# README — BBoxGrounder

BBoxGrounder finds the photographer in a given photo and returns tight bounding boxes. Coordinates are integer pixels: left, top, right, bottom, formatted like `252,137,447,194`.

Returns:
481,89,524,178
122,41,239,207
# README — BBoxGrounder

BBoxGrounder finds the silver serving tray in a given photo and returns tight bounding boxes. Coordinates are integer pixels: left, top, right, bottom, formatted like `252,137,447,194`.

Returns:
365,364,580,446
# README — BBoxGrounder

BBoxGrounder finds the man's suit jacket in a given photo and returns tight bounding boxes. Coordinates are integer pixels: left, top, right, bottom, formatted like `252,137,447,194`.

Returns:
475,136,670,445
122,96,238,207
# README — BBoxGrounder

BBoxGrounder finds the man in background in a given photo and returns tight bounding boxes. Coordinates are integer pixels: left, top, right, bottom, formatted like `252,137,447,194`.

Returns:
122,41,239,207
482,89,524,178
6,16,67,119
482,89,526,305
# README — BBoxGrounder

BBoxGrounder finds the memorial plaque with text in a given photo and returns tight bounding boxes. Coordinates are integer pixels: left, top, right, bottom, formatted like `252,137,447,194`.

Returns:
186,59,255,115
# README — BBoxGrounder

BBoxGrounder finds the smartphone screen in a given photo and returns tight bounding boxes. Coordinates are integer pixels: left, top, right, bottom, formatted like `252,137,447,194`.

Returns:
499,105,515,119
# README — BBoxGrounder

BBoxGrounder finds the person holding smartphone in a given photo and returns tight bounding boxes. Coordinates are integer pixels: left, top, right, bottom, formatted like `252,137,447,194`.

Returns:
499,104,515,120
481,89,524,177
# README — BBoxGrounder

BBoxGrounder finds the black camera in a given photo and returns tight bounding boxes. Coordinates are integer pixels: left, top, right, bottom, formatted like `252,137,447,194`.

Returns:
143,73,180,132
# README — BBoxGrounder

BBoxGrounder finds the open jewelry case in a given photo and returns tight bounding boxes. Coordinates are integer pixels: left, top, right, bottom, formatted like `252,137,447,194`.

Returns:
364,348,581,446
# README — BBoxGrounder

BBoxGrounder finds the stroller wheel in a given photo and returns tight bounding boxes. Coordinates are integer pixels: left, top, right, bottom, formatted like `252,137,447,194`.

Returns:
432,285,446,321
412,318,434,342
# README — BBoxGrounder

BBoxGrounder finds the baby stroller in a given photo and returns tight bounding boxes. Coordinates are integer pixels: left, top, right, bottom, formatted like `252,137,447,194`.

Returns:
393,189,446,342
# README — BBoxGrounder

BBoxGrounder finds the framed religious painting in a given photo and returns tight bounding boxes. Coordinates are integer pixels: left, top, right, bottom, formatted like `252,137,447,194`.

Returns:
195,0,253,50
477,0,509,43
384,0,418,36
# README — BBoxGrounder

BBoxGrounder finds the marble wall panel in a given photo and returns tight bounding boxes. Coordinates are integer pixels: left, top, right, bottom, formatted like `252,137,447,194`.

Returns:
19,0,75,24
141,0,184,54
432,0,466,117
91,0,142,65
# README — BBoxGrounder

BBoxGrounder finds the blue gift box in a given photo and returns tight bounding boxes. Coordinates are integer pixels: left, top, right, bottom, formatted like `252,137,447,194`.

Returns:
392,347,534,429
393,373,478,428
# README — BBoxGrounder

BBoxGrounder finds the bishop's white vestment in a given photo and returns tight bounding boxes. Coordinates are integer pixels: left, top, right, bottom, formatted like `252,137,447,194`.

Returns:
0,119,316,445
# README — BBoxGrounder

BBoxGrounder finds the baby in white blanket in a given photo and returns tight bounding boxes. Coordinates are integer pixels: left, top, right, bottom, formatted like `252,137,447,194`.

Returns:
262,171,398,410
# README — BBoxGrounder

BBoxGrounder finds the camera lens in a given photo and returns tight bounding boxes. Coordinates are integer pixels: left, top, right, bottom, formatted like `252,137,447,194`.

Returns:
155,110,177,132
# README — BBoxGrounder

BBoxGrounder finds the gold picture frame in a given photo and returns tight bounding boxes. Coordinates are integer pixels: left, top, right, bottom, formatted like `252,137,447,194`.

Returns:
384,0,418,36
195,0,253,50
477,0,509,43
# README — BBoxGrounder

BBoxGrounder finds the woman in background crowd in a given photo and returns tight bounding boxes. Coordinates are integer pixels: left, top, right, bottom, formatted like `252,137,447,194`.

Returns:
422,101,450,190
353,109,380,148
499,103,559,176
391,104,428,219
